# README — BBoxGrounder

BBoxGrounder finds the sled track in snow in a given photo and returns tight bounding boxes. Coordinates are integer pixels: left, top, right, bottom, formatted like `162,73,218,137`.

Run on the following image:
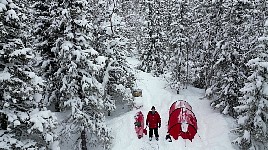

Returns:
140,141,159,150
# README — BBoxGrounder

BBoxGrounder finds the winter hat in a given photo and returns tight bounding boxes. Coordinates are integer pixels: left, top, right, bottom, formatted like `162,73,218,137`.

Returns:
151,106,155,110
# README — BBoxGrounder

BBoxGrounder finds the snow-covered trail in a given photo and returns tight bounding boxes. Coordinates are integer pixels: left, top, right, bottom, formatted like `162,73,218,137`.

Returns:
107,57,235,150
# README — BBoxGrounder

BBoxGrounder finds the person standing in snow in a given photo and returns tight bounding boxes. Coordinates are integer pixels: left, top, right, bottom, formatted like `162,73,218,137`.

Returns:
146,106,161,141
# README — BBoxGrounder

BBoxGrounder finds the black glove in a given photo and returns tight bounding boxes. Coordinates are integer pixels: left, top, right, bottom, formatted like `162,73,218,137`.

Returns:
158,123,161,128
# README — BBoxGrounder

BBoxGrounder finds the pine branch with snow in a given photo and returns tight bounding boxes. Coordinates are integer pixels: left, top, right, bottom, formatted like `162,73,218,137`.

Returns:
0,1,59,149
32,0,114,149
233,57,268,149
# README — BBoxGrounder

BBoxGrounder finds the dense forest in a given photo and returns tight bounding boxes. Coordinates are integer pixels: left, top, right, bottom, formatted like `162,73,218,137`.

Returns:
0,0,267,149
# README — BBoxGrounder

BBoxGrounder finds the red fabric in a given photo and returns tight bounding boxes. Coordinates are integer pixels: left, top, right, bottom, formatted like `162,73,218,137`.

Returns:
168,123,196,141
146,111,161,129
135,111,144,138
168,101,197,141
143,128,147,135
169,100,192,115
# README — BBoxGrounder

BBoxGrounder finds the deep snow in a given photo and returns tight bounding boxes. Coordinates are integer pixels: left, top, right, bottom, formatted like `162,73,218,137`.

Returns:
106,57,236,150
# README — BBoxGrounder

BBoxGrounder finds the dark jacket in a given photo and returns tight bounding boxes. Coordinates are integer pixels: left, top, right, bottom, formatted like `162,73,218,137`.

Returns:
146,111,161,128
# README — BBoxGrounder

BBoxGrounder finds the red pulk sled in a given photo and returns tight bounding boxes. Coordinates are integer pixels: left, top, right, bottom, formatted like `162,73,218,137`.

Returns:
134,111,146,139
167,100,198,142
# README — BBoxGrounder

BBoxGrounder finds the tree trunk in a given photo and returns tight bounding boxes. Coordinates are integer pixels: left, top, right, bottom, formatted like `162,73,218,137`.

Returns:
55,102,60,112
81,128,87,150
0,113,7,130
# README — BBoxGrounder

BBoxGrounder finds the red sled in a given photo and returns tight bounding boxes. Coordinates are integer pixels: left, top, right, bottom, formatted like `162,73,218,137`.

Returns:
134,111,145,139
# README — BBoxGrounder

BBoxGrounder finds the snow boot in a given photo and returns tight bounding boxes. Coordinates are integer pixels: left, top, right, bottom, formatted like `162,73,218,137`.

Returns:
156,137,159,141
166,134,172,142
149,137,152,141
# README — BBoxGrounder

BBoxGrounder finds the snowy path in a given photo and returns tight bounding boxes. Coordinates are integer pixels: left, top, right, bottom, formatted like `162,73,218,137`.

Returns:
107,57,235,150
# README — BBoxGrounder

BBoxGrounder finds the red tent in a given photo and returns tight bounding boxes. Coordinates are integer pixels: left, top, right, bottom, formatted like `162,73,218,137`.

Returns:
167,100,197,141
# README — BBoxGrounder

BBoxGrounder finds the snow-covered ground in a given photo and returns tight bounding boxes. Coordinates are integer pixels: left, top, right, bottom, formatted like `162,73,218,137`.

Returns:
106,57,236,150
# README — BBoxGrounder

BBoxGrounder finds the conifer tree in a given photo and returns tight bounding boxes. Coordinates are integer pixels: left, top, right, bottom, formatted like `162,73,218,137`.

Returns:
166,0,192,92
90,0,134,114
205,1,257,117
138,0,168,76
32,0,113,149
233,57,268,149
0,0,59,149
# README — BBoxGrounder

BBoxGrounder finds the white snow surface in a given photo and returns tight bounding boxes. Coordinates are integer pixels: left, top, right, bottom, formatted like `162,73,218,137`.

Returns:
5,9,18,21
0,71,10,81
106,57,236,150
0,3,7,12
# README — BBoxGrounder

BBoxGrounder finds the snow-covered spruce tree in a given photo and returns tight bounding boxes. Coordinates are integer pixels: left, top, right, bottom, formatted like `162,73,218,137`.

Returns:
102,57,134,114
204,1,262,117
165,0,193,93
90,0,134,114
191,0,240,91
205,0,247,115
189,0,212,89
137,0,156,73
108,0,135,108
119,0,144,56
188,0,220,90
138,0,168,76
232,11,268,149
207,50,245,117
0,0,59,149
35,0,112,149
30,0,63,112
233,57,268,150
